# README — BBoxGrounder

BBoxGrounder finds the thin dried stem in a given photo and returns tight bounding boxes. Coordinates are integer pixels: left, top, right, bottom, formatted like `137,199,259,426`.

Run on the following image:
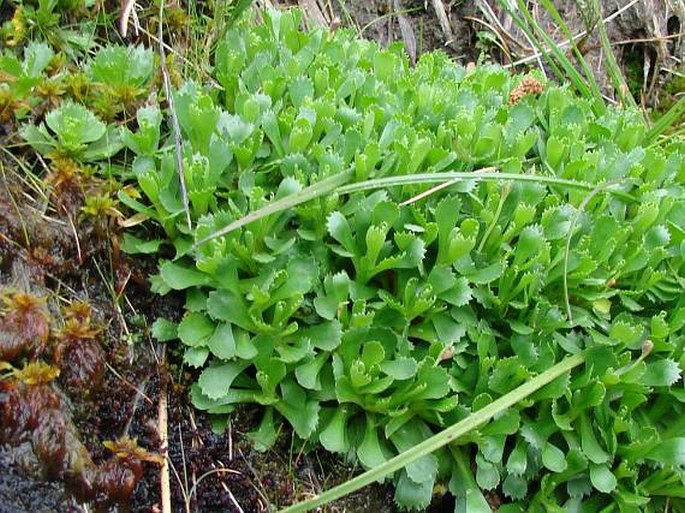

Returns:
158,0,192,231
158,346,172,513
104,361,154,404
430,0,454,46
506,0,643,68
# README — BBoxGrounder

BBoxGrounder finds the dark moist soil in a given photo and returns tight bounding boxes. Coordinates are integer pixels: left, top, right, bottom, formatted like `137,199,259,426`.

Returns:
0,151,400,513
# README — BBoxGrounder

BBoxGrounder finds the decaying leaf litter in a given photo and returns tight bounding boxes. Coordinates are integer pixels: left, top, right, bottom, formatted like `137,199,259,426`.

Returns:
3,1,684,507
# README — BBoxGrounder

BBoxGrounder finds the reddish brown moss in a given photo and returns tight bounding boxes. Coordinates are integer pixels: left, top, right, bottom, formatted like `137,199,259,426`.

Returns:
0,361,159,510
53,302,105,392
0,292,50,362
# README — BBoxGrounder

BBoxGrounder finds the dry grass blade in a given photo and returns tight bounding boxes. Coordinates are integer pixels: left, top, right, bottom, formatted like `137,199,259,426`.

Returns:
158,345,172,513
591,0,639,110
464,14,512,61
477,0,528,52
506,0,643,68
393,0,417,64
131,25,221,87
121,377,150,437
478,0,546,74
119,0,137,37
166,452,190,513
238,448,272,509
187,468,245,511
398,177,462,206
66,214,83,265
399,165,499,207
494,0,600,106
430,0,454,46
104,361,154,405
158,0,192,231
0,159,31,248
298,0,329,27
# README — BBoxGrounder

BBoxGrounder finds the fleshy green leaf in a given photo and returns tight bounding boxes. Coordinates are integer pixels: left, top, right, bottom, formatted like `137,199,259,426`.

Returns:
506,441,528,475
390,423,438,485
319,406,351,453
23,42,54,78
642,359,682,387
120,234,164,254
275,378,320,439
298,320,342,351
208,323,237,359
327,211,357,256
394,470,433,510
46,101,106,147
159,261,212,290
357,421,389,469
476,452,500,489
503,474,528,500
542,442,567,473
198,361,250,400
247,408,279,452
580,412,610,464
184,347,209,368
178,312,215,348
295,353,329,390
589,463,617,493
207,288,254,331
380,358,417,380
151,318,178,342
645,438,685,466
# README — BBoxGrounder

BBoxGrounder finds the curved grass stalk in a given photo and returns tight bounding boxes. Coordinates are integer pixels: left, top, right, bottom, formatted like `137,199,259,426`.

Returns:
195,169,632,248
279,353,585,513
476,181,511,253
336,171,597,195
647,96,685,144
193,168,354,248
158,0,192,231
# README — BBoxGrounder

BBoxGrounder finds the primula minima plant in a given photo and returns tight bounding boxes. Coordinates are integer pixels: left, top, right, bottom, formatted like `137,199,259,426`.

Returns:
26,8,684,511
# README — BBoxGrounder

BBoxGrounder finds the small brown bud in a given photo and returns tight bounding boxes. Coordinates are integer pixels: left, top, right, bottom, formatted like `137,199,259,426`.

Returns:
438,346,455,362
509,77,545,105
641,339,653,356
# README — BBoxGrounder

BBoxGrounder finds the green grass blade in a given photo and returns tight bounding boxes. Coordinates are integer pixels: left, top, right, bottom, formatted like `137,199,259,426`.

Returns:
278,353,585,513
336,171,598,195
193,168,354,247
497,0,604,113
511,0,591,98
195,169,631,247
538,0,604,104
228,0,255,24
647,96,685,143
495,1,566,81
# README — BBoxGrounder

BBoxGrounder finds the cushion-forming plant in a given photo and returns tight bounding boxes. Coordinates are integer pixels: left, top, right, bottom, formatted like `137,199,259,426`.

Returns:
24,8,685,511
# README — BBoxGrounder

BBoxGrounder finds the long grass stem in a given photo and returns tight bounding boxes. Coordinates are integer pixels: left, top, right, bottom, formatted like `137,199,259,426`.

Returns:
279,353,585,513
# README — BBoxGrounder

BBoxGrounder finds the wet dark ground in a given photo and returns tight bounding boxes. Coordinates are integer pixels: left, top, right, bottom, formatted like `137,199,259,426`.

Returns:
0,153,401,512
0,448,75,513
